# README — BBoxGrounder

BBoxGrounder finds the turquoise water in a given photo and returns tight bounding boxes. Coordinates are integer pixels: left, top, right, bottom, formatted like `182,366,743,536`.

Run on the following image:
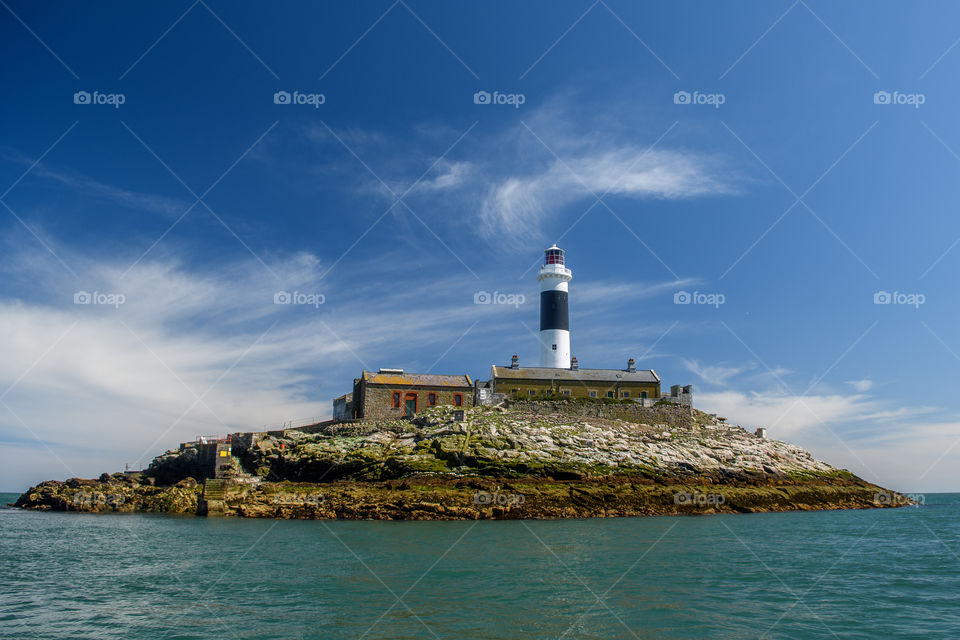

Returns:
2,493,960,639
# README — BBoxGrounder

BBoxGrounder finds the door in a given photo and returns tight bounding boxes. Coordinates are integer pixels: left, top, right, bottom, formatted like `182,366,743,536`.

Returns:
404,392,417,416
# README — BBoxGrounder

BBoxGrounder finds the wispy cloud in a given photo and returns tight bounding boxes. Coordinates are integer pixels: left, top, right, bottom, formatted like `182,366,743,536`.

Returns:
0,241,510,489
0,149,190,218
409,160,474,193
478,146,734,245
291,98,740,249
574,278,700,307
683,359,757,387
845,378,873,392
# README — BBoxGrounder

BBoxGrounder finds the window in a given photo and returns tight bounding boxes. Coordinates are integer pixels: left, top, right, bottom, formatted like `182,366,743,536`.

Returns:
607,391,615,398
622,391,630,398
392,391,401,408
529,390,536,397
588,390,597,398
640,391,647,399
454,393,463,406
551,344,557,351
561,389,571,396
428,393,437,406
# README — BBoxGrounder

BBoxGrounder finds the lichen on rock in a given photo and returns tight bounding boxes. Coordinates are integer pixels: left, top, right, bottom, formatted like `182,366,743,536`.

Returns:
13,401,911,519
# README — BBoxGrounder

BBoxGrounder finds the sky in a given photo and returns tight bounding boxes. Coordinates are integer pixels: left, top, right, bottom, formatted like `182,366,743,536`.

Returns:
2,1,960,492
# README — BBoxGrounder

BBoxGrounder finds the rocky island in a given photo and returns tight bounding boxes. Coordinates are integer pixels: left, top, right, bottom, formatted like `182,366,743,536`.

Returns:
14,400,906,519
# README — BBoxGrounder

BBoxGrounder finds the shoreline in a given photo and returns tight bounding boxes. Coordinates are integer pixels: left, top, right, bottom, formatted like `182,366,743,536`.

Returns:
13,473,911,520
13,402,914,520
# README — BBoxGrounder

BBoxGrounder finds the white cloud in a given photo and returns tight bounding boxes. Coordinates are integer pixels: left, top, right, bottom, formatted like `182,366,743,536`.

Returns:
410,160,473,192
478,147,733,245
696,389,878,437
683,359,757,387
694,388,960,492
294,101,740,248
0,244,505,491
846,379,873,392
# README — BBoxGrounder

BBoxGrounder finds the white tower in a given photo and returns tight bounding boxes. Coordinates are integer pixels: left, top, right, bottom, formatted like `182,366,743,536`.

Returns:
538,245,573,368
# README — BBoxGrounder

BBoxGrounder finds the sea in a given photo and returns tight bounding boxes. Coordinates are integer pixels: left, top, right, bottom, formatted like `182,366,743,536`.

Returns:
2,492,959,639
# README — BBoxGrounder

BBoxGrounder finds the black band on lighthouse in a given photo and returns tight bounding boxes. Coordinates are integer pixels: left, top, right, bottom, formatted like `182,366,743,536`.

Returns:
540,290,569,331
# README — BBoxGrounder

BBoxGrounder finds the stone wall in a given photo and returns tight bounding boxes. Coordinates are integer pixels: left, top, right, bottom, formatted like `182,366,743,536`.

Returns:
506,399,694,429
360,384,472,419
332,393,353,421
494,379,660,401
196,441,234,479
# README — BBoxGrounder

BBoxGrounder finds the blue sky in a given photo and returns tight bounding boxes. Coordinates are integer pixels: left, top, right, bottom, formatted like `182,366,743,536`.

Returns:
3,1,960,491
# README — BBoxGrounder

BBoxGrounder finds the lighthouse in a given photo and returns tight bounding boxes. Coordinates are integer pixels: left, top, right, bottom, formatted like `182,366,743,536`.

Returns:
538,245,573,368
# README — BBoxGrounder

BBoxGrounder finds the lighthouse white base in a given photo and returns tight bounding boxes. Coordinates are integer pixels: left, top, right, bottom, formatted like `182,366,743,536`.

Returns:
539,329,571,368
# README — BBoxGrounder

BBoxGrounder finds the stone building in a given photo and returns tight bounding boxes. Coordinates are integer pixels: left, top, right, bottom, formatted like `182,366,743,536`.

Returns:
332,392,352,422
333,369,473,420
481,355,661,401
195,436,233,479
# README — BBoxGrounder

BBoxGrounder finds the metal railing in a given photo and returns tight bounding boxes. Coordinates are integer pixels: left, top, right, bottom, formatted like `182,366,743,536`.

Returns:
261,416,328,431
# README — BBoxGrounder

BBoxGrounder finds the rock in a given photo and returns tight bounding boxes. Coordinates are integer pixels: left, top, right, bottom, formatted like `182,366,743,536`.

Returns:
13,402,904,519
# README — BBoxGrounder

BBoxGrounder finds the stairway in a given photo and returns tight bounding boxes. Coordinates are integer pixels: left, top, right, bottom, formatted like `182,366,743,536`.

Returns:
202,478,227,500
199,479,227,516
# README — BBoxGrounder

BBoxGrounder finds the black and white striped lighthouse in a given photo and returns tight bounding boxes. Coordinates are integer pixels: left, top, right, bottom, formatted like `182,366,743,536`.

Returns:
538,245,573,368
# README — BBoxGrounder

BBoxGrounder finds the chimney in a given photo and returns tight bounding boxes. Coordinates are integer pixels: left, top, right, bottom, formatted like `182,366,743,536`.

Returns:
627,358,636,373
510,354,519,369
570,356,579,370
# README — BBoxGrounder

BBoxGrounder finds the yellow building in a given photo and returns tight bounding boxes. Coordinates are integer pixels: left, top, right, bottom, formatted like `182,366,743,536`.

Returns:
489,356,660,400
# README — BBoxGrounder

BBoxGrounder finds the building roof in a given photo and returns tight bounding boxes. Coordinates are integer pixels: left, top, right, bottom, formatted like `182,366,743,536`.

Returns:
362,370,473,388
491,366,660,384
